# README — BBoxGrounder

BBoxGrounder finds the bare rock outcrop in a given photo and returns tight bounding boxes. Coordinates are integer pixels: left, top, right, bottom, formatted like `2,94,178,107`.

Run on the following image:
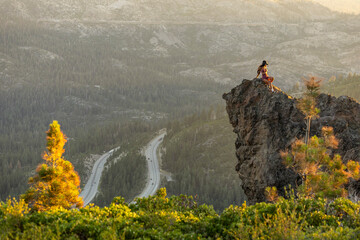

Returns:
223,79,360,204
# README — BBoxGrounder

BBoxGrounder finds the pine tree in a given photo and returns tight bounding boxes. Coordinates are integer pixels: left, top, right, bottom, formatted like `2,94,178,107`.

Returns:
282,127,360,199
297,76,322,145
22,121,83,211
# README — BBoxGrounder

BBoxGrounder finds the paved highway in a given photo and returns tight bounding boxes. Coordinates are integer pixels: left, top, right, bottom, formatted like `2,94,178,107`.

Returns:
80,131,165,206
80,147,118,206
135,131,166,199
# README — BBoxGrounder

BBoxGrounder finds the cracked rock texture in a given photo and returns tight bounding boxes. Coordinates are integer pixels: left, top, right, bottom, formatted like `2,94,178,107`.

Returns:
223,79,360,204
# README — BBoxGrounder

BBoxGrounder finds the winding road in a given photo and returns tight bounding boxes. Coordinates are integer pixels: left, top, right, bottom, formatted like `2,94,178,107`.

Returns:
79,148,118,206
135,131,166,199
80,131,165,206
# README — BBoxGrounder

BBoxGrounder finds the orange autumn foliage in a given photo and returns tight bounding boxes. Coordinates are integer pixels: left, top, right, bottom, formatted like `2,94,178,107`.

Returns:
22,121,83,211
282,127,360,199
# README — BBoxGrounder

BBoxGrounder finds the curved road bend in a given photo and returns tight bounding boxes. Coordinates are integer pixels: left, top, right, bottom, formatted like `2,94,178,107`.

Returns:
134,131,166,200
80,147,119,206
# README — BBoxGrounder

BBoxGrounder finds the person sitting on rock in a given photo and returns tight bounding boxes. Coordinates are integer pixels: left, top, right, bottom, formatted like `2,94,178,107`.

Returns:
256,60,274,92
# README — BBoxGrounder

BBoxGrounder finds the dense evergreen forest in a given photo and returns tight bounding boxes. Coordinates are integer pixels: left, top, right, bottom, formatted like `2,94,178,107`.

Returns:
161,106,246,211
93,150,147,207
92,131,156,207
0,18,358,206
0,21,229,200
158,76,359,211
323,73,360,101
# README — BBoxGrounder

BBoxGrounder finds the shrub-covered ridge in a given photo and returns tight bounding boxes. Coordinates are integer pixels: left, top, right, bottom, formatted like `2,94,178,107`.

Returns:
2,188,360,239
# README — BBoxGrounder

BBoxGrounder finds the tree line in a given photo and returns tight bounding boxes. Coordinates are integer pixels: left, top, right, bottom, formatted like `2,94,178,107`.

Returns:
162,106,246,211
0,22,228,200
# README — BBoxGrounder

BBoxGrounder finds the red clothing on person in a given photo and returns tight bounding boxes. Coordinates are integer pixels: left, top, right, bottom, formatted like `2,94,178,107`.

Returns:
261,66,273,82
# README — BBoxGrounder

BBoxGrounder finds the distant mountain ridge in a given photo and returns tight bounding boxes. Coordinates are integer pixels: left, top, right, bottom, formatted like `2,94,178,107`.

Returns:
1,0,338,23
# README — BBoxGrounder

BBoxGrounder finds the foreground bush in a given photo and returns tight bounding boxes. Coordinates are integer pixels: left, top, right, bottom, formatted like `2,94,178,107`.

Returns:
2,188,360,239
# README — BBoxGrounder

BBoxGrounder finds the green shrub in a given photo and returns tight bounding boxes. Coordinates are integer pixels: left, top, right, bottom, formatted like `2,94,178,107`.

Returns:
2,189,360,239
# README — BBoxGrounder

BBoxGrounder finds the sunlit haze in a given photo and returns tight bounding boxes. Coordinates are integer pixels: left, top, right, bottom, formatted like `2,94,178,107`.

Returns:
0,0,360,231
312,0,360,14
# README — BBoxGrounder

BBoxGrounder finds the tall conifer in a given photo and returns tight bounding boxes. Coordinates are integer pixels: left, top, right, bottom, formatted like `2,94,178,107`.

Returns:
22,121,83,211
297,76,322,145
282,127,360,199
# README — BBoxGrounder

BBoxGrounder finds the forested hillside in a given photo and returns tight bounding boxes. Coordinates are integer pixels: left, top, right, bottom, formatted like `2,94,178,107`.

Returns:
0,118,158,201
92,131,157,207
1,0,359,203
161,107,246,211
0,22,228,200
159,76,359,211
323,74,360,101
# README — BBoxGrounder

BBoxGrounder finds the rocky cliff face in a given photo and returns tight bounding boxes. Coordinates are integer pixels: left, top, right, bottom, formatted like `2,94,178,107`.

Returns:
223,79,360,204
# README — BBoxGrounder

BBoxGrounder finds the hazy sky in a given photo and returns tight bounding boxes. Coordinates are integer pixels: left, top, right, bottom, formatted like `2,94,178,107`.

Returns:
312,0,360,14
